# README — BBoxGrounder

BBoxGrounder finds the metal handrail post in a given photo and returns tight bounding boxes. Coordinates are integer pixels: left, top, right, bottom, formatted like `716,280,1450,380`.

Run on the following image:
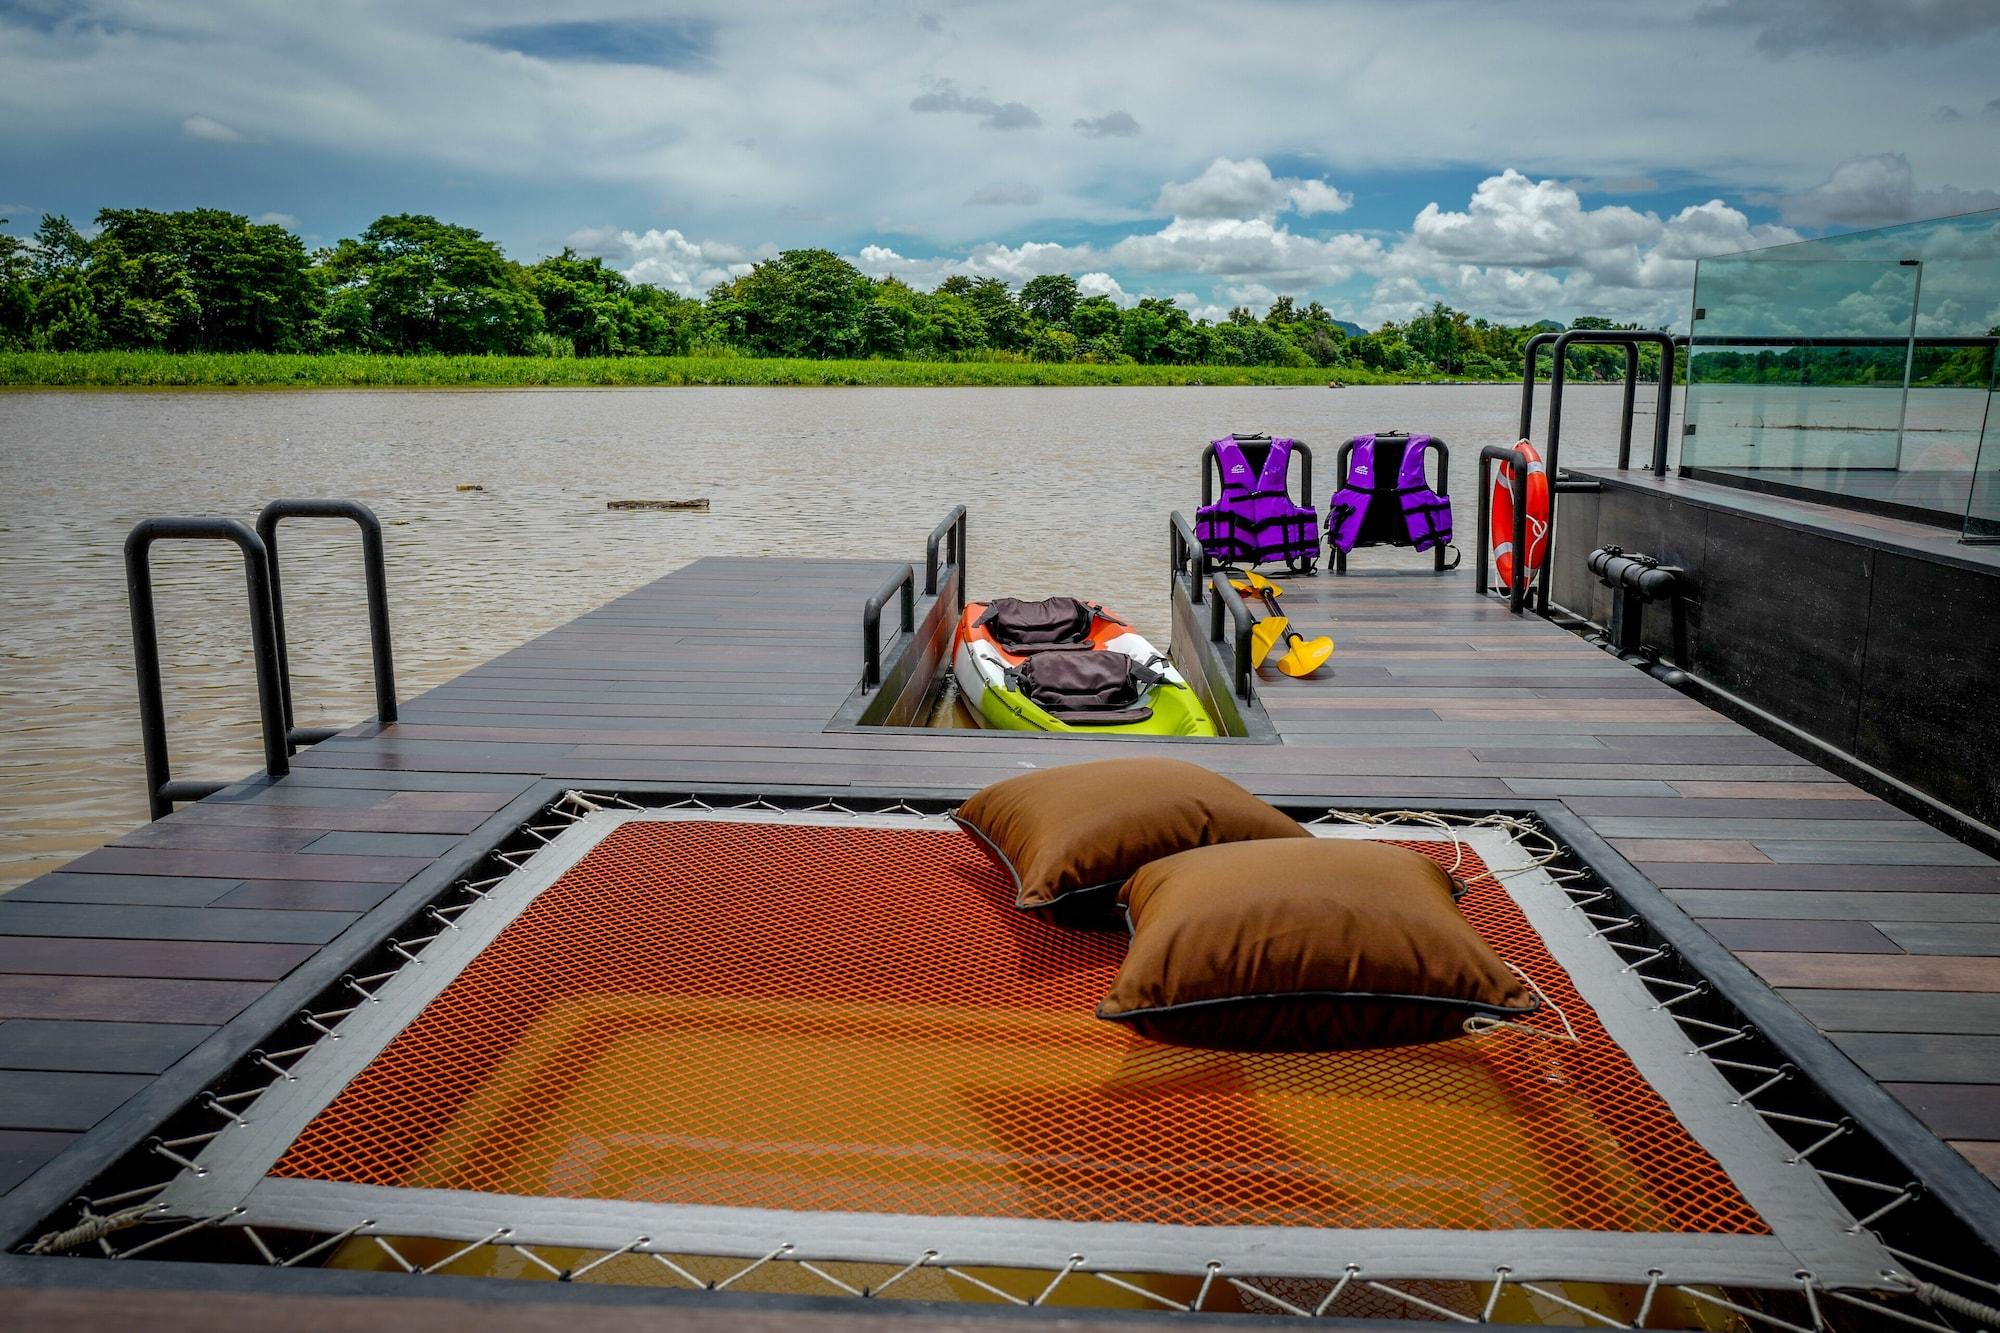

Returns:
125,518,290,819
924,505,968,607
255,499,398,752
1617,344,1640,469
1208,573,1255,701
1518,330,1561,440
1170,511,1205,603
1475,444,1533,615
860,564,916,690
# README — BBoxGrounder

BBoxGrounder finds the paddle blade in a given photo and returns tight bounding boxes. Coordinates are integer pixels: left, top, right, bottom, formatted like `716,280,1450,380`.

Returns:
1250,615,1289,666
1228,572,1283,599
1277,634,1334,678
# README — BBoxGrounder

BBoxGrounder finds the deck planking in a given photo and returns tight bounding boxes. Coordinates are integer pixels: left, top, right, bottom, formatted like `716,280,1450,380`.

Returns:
3,549,1998,1253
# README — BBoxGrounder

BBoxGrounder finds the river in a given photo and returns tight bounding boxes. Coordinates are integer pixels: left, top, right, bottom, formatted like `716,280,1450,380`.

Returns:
0,383,1664,888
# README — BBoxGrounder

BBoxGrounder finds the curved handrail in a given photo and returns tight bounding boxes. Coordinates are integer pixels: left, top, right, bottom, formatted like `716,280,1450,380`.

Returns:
1169,510,1205,604
1207,572,1256,701
125,518,290,818
860,563,916,690
924,505,968,607
255,499,398,751
1473,444,1534,615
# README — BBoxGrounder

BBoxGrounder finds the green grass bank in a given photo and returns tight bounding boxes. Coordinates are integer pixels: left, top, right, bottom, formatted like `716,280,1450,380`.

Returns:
0,351,1498,389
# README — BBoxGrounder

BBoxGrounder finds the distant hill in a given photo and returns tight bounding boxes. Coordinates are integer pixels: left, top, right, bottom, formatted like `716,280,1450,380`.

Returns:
1335,319,1367,338
1531,319,1564,332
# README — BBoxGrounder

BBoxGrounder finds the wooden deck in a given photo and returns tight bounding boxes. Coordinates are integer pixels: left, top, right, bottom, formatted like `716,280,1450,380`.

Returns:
2,548,1998,1254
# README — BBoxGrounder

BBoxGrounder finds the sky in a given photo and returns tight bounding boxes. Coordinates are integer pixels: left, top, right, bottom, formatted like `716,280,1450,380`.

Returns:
2,0,1998,329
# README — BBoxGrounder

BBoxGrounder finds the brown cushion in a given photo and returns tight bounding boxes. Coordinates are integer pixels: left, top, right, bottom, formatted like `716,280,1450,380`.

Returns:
1098,838,1538,1050
951,757,1310,911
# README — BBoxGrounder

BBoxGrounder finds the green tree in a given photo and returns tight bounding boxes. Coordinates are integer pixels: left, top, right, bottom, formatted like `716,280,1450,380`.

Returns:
0,221,32,348
26,215,100,350
1019,273,1080,327
89,208,319,352
710,249,872,358
317,214,543,354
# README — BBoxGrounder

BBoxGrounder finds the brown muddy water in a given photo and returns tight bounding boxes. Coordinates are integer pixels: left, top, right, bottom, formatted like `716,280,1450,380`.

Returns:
0,384,1664,888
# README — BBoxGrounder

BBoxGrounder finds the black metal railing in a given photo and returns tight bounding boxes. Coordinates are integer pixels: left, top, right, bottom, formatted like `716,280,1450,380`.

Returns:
1513,329,1679,613
1200,436,1313,521
1170,510,1205,604
256,500,398,752
860,564,916,691
924,504,968,609
125,518,291,819
1207,572,1255,701
1519,329,1677,476
1474,443,1535,615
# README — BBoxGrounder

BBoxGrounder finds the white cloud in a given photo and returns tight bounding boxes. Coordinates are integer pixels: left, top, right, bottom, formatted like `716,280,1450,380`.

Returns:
1154,157,1350,220
1407,170,1654,268
1780,152,2000,228
181,114,244,142
254,211,298,229
1286,179,1352,217
569,225,759,296
1110,216,1380,283
1076,271,1135,306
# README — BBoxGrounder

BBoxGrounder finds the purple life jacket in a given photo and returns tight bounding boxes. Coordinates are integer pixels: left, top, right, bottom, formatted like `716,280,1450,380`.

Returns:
1194,435,1320,568
1326,433,1453,554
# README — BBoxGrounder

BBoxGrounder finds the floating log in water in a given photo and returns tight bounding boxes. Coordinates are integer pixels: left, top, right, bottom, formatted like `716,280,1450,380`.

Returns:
608,498,711,512
456,483,485,492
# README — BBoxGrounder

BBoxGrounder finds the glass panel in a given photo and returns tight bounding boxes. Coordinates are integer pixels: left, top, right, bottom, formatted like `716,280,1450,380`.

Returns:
1684,259,1922,492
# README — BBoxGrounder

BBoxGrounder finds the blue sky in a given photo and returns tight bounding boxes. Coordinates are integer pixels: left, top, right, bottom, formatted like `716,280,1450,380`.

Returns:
3,0,1997,328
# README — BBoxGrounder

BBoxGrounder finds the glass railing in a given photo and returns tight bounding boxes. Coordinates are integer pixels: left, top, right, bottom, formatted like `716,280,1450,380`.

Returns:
1680,209,2000,542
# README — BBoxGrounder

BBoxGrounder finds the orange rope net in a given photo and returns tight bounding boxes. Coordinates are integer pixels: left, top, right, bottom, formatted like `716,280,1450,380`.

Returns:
274,820,1767,1237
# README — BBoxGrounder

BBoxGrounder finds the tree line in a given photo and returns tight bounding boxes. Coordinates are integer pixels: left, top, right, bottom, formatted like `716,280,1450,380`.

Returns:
0,207,1670,378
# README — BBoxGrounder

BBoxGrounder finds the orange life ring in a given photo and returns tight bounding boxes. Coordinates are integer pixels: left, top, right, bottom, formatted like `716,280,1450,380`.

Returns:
1491,440,1550,589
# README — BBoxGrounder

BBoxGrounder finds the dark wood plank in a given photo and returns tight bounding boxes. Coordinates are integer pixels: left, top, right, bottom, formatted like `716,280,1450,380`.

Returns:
0,975,265,1025
1784,989,2000,1035
0,902,357,945
62,846,427,883
1881,1083,2000,1140
1698,919,1902,954
1831,1033,2000,1083
0,1020,213,1073
1666,889,1995,922
4,873,243,908
1632,862,2000,892
1877,922,2000,956
299,831,465,857
208,880,402,912
0,937,315,981
1740,953,2000,992
0,1129,75,1194
0,1071,149,1131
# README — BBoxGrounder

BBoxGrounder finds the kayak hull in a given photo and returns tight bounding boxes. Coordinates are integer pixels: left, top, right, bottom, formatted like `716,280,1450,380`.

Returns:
951,603,1219,738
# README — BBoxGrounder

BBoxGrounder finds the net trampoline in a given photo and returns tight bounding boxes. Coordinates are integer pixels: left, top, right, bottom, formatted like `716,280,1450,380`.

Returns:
147,799,1893,1301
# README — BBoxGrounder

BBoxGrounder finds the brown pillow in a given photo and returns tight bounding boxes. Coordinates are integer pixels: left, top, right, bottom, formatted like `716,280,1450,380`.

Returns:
1098,838,1537,1050
951,757,1309,911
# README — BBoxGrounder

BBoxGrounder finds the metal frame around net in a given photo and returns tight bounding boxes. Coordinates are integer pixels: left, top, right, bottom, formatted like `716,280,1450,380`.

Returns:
17,790,2000,1331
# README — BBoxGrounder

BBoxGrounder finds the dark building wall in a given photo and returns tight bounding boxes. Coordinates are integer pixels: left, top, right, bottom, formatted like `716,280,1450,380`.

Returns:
1551,479,2000,829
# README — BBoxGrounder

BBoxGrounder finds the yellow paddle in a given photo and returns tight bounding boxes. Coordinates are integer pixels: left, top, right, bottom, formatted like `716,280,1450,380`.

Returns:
1254,588,1334,677
1228,569,1284,599
1249,607,1291,666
